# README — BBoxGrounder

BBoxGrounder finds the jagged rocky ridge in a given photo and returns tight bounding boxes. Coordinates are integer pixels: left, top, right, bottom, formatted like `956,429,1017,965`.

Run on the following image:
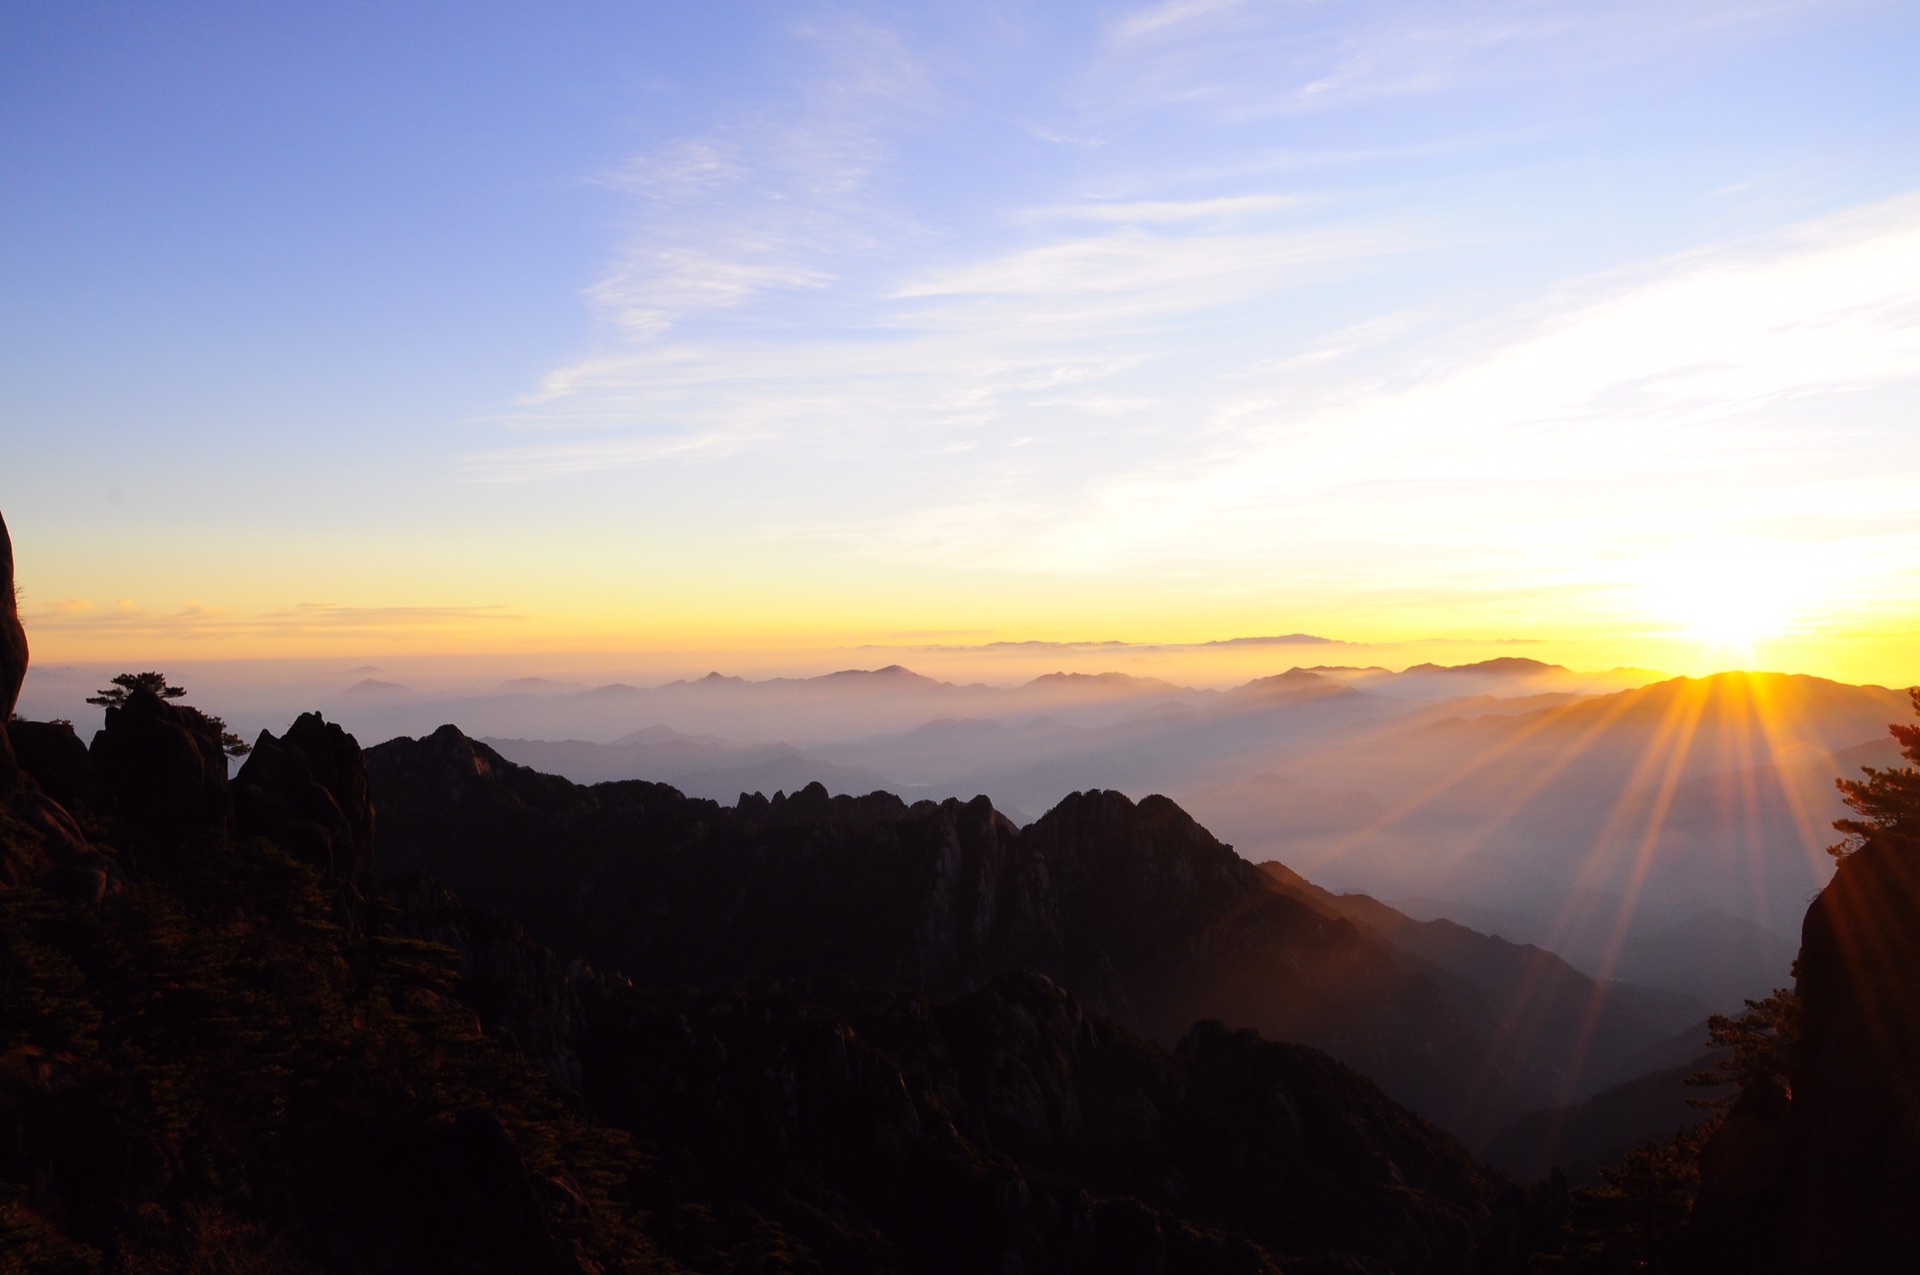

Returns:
390,879,1539,1273
0,712,1535,1273
366,725,1694,1145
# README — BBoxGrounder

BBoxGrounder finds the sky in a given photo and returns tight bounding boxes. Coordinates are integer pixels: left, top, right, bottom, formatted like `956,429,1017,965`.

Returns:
4,0,1919,688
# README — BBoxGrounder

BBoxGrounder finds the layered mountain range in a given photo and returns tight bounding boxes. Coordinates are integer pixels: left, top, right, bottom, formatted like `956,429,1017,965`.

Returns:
141,652,1887,1014
0,511,1541,1271
6,505,1918,1271
19,643,1884,1008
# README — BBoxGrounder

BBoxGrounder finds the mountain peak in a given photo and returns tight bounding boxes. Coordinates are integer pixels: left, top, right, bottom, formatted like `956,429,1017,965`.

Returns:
344,677,412,696
1023,670,1180,691
1203,633,1343,647
1402,657,1566,676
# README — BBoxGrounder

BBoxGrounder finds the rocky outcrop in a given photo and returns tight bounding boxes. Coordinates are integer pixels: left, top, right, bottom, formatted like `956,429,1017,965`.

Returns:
89,686,232,869
233,711,376,937
0,510,27,798
579,970,1526,1273
8,718,117,825
394,872,1530,1273
1783,819,1920,1270
0,514,123,901
1684,696,1920,1272
388,875,586,1095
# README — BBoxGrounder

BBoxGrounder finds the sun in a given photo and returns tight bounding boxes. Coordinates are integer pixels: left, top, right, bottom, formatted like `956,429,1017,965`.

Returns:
1637,539,1801,654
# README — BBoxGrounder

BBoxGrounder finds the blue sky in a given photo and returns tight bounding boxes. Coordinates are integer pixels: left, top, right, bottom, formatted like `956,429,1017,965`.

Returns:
4,1,1919,681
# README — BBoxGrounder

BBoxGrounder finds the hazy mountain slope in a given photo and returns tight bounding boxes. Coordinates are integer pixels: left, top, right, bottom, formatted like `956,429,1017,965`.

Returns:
1394,891,1798,1013
1484,1054,1726,1184
1257,864,1707,1116
328,664,1225,749
1186,672,1903,949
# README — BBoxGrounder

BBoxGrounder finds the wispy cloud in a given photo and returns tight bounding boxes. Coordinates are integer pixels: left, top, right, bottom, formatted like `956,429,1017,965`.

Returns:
1100,0,1849,119
559,15,933,349
464,214,1411,478
1114,0,1253,43
895,225,1394,306
1026,194,1304,224
24,601,517,640
465,1,1919,644
871,193,1920,597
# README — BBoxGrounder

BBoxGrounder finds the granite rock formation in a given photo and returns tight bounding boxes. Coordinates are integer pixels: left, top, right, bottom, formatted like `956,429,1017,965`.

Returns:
390,879,1533,1273
1781,747,1920,1269
0,510,27,797
234,711,377,938
1685,690,1920,1271
366,728,1496,1122
88,686,233,870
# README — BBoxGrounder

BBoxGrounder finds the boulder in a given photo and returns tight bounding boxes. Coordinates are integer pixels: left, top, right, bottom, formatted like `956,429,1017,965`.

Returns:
9,718,117,825
233,712,375,936
1787,828,1920,1270
89,687,232,869
0,510,27,798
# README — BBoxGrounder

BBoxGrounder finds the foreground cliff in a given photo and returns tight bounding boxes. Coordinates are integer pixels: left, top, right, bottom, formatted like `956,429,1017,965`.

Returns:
0,511,26,798
1779,689,1920,1269
1,709,1532,1272
391,877,1537,1273
1682,689,1920,1272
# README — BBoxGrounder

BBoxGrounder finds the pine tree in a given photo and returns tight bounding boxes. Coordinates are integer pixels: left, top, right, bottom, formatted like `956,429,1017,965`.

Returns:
1829,686,1920,860
85,671,252,757
1686,986,1798,1109
85,670,187,707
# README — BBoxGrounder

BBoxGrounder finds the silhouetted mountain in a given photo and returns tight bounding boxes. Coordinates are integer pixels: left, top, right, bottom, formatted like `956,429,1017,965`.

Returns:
344,677,414,696
1485,1051,1727,1184
1226,669,1360,704
1201,633,1345,647
1676,692,1920,1271
1020,670,1188,698
1401,658,1567,677
1394,892,1798,1014
496,677,582,694
478,731,892,800
366,724,1690,1145
390,881,1537,1273
1613,910,1799,1010
233,710,378,939
0,511,25,797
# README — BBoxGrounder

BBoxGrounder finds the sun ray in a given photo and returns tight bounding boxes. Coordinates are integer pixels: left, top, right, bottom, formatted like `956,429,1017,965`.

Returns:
1521,677,1714,1108
1443,678,1714,1121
